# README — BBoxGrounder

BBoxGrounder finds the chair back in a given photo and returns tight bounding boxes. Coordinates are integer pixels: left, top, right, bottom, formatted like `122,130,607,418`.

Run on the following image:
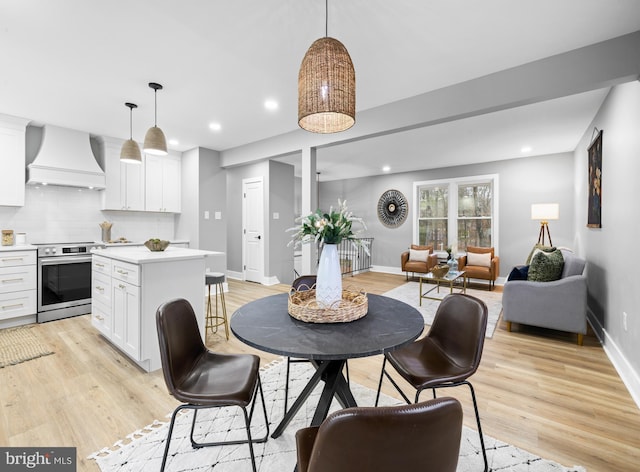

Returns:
428,294,488,377
300,397,462,472
292,275,317,292
466,245,494,259
156,298,207,396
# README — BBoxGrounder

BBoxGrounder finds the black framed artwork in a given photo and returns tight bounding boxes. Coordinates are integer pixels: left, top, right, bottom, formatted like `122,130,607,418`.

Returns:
587,129,603,228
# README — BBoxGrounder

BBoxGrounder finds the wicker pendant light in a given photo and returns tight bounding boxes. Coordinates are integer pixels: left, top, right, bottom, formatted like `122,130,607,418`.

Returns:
143,82,168,155
298,0,355,133
120,103,142,164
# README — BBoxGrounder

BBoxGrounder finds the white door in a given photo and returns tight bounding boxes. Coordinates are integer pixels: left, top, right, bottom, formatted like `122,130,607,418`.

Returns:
243,177,264,283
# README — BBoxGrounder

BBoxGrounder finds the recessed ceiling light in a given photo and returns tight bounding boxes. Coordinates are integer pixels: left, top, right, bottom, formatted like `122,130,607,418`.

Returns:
169,139,179,146
382,165,391,172
521,146,532,153
209,122,222,131
264,99,279,111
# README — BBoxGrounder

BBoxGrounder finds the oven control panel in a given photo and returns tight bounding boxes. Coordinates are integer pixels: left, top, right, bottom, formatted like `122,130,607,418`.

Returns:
37,242,106,257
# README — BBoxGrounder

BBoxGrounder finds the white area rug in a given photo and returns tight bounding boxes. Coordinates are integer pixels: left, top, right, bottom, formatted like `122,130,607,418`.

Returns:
89,359,584,472
382,282,503,337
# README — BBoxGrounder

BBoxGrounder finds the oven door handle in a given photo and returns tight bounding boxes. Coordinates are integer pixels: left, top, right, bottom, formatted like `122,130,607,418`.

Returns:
39,255,94,265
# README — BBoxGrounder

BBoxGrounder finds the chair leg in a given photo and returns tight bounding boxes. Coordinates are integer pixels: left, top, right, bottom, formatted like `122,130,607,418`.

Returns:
417,382,488,472
577,333,584,346
375,356,412,407
163,378,269,472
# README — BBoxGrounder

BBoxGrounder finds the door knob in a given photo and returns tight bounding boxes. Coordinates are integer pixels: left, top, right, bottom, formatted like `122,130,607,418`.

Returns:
256,235,261,240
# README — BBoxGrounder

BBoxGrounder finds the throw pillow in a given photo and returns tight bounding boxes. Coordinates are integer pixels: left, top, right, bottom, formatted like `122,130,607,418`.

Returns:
467,251,491,267
507,265,529,281
526,244,556,265
527,249,564,282
409,249,429,262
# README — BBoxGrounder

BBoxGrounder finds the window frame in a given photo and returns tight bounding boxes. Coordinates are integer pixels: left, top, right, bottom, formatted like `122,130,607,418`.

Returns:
412,174,499,256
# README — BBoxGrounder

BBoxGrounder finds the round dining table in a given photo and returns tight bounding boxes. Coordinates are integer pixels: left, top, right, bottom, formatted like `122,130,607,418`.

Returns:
230,292,424,438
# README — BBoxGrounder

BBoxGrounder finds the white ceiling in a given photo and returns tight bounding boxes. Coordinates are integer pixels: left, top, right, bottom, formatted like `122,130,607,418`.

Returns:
1,1,639,180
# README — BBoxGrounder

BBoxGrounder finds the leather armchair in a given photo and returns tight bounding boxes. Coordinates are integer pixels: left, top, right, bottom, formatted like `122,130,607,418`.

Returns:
401,244,438,280
457,246,499,290
296,397,463,472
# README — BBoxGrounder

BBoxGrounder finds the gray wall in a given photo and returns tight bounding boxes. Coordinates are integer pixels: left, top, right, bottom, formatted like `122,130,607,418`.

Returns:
176,147,227,273
268,161,295,284
574,81,640,379
319,152,576,276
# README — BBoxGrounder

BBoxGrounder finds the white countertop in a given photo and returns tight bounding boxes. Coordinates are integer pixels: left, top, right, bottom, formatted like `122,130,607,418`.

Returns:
92,246,223,264
0,244,37,252
99,239,190,247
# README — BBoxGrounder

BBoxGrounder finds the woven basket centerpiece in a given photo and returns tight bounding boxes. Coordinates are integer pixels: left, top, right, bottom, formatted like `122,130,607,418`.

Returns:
288,288,368,323
431,264,450,278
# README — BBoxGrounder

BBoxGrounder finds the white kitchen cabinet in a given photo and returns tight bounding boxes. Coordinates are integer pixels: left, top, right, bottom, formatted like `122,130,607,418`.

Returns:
112,277,140,360
0,248,37,326
89,247,212,372
99,136,145,211
91,255,112,337
145,152,181,213
0,114,30,207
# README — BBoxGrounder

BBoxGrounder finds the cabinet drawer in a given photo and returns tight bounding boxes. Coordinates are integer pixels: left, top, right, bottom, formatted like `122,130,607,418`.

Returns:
91,300,111,337
0,250,36,268
92,255,112,276
0,290,36,320
0,265,36,294
92,271,112,307
112,260,140,286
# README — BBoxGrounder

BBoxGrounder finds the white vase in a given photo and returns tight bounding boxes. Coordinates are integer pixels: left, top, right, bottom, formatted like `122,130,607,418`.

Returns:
316,243,343,308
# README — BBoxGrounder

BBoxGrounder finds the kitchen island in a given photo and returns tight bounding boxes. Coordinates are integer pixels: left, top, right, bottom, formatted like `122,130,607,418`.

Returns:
91,246,222,372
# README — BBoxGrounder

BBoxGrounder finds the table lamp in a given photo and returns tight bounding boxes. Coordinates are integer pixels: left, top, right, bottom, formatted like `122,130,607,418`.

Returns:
531,203,559,246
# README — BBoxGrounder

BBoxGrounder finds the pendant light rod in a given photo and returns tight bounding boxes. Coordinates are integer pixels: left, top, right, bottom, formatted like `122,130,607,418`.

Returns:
125,102,137,139
149,82,163,126
325,0,328,37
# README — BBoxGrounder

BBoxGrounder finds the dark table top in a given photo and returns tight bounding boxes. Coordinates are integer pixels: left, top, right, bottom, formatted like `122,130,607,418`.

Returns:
230,293,424,361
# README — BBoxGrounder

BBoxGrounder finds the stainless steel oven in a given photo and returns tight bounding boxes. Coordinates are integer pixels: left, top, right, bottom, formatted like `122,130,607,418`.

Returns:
36,242,105,322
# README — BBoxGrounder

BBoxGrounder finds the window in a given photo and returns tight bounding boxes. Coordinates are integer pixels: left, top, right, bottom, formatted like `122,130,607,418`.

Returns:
414,175,498,254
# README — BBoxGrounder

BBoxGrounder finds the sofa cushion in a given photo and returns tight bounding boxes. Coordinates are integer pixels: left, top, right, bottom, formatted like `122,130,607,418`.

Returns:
528,249,564,282
526,244,555,265
409,249,430,262
467,251,491,267
507,265,529,281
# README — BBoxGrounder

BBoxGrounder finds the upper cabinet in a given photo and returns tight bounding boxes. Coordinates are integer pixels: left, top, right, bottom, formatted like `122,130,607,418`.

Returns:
100,137,146,211
0,114,30,207
100,137,182,213
144,152,181,213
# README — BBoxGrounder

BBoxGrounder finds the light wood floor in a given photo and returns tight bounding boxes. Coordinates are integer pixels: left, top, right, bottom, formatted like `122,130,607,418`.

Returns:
1,272,639,471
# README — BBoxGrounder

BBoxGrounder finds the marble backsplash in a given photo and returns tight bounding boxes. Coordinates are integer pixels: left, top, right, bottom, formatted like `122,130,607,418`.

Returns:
0,186,175,244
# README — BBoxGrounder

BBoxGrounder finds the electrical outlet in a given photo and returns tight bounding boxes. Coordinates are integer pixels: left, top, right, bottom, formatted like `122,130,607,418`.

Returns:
623,312,628,332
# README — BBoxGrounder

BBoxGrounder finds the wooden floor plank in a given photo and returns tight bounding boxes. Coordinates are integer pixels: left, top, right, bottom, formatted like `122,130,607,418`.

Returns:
0,272,638,471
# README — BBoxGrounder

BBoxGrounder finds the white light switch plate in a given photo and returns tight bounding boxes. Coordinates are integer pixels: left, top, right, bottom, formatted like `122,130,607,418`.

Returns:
215,211,222,220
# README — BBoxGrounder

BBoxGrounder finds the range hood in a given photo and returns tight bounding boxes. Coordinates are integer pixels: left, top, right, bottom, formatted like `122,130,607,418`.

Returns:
27,125,106,189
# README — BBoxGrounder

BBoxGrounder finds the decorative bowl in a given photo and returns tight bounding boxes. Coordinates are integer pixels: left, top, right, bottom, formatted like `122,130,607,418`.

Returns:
144,239,170,252
430,264,450,278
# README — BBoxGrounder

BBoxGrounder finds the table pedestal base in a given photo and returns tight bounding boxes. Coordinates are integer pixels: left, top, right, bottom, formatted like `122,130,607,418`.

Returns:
271,359,355,439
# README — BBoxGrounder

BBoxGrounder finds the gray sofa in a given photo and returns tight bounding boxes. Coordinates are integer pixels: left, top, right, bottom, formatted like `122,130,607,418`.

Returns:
502,249,587,345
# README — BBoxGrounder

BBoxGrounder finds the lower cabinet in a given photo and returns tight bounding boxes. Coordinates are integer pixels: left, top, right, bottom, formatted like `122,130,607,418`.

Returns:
92,255,141,363
112,279,140,360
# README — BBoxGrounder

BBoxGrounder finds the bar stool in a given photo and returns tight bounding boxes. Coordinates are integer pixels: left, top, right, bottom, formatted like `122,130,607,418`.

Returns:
205,272,229,340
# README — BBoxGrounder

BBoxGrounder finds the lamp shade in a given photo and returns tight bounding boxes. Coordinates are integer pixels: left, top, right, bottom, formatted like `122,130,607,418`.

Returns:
120,139,142,163
143,126,167,156
298,37,355,133
531,203,559,221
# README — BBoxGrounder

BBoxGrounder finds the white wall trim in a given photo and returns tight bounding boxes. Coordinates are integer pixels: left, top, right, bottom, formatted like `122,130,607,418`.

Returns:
588,309,640,410
227,270,244,281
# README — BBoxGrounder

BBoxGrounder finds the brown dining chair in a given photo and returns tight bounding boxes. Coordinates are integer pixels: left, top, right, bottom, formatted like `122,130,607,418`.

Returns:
295,397,463,472
375,293,489,472
156,298,269,472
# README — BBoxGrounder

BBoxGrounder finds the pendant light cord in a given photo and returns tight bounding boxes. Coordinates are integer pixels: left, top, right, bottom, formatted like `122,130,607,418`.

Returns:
129,107,133,139
154,89,158,127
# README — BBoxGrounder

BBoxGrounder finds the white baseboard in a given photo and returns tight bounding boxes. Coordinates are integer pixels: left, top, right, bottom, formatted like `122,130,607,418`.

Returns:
226,270,244,281
225,270,279,286
588,309,640,410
